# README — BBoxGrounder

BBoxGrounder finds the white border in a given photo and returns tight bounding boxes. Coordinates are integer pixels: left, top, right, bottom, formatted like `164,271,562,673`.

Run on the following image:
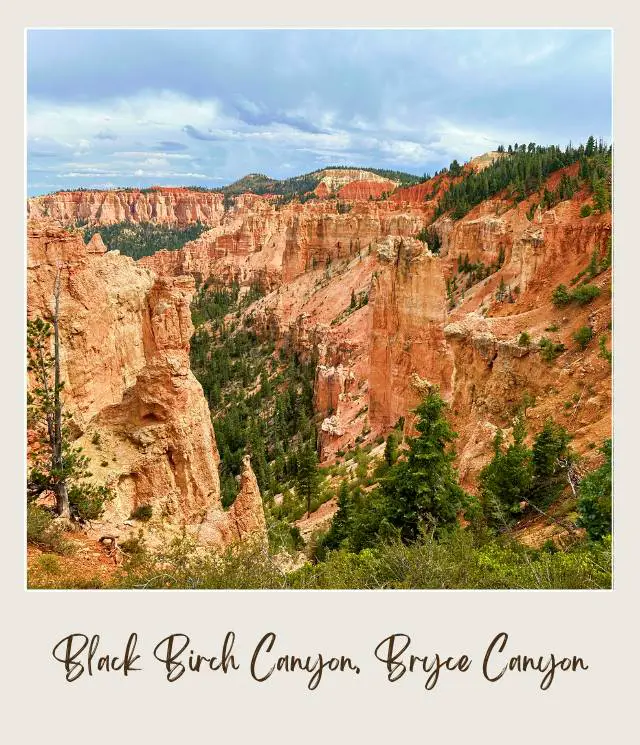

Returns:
4,7,639,743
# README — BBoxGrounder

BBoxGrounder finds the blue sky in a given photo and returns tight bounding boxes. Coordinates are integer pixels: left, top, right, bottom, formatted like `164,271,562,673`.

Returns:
27,29,612,196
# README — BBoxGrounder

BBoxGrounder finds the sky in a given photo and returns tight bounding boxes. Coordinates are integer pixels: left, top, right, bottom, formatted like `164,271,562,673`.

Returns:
26,29,612,196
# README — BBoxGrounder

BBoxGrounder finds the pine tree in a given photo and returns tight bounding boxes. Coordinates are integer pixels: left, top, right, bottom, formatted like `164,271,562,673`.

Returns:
322,480,351,550
380,389,469,542
296,442,320,517
479,416,534,524
384,431,398,467
27,279,110,521
529,420,572,508
576,439,612,541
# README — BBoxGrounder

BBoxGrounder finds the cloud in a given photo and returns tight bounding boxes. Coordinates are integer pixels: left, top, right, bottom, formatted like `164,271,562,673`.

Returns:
153,140,188,151
183,125,223,141
26,30,611,195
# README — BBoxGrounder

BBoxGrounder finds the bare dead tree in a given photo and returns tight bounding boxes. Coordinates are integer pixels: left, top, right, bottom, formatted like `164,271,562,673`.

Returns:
51,269,70,519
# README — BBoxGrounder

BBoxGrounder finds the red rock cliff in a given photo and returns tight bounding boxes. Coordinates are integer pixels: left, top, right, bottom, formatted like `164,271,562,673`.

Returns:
27,224,266,549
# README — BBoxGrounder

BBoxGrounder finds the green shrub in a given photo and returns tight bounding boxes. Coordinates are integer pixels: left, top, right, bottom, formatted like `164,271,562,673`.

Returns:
577,439,612,541
69,483,111,521
580,204,593,217
572,284,601,304
539,337,566,362
599,335,612,363
572,325,594,350
130,504,153,522
552,283,601,307
27,504,71,554
517,331,531,347
552,284,571,306
37,553,62,574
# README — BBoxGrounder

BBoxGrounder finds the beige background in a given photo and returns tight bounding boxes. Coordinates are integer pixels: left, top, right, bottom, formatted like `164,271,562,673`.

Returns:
3,6,637,742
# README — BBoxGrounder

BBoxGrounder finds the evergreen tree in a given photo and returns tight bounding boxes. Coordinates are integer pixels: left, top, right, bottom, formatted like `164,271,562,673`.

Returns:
593,178,609,213
322,480,352,550
576,439,612,541
380,389,469,542
529,420,572,508
479,416,534,525
296,442,321,517
384,431,398,467
27,294,110,521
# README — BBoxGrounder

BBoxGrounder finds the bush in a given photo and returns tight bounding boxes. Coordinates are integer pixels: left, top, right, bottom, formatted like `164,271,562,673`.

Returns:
573,325,593,350
130,504,153,522
539,337,566,362
517,331,531,347
599,335,612,363
580,204,593,217
577,439,612,541
552,283,601,308
552,284,571,306
69,483,111,521
571,284,601,305
37,553,62,575
27,504,71,554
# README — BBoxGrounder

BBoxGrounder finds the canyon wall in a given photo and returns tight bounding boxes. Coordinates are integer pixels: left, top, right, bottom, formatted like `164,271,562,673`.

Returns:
27,224,266,548
28,188,226,226
29,165,612,490
369,237,453,432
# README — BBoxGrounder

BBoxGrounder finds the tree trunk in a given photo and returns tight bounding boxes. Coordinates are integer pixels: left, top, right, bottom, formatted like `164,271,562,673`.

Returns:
55,480,71,520
52,268,71,519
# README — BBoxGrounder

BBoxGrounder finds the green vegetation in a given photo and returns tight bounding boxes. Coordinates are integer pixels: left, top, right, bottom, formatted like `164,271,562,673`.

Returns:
552,283,601,307
539,336,566,363
27,315,111,522
82,221,207,260
189,280,328,540
599,335,612,363
517,331,531,347
331,290,369,326
580,204,593,217
571,284,601,305
435,139,611,221
573,325,594,350
576,439,612,541
415,225,442,254
480,416,572,525
27,504,72,554
112,523,610,590
319,389,473,554
130,504,153,522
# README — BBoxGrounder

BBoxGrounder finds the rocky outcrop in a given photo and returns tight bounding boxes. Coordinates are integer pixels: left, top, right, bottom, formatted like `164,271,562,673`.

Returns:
27,224,266,549
337,179,396,200
28,188,226,227
369,237,454,431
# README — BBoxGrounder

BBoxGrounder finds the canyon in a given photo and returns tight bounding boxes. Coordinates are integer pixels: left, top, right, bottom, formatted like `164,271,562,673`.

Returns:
27,157,612,553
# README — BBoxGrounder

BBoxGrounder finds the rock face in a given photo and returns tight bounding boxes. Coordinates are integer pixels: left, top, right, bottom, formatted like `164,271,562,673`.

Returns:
28,159,612,489
28,188,226,226
369,238,453,431
27,224,266,549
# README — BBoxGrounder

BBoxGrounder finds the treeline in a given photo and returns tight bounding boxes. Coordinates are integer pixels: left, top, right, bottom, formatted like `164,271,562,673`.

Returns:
82,221,207,259
435,138,611,220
